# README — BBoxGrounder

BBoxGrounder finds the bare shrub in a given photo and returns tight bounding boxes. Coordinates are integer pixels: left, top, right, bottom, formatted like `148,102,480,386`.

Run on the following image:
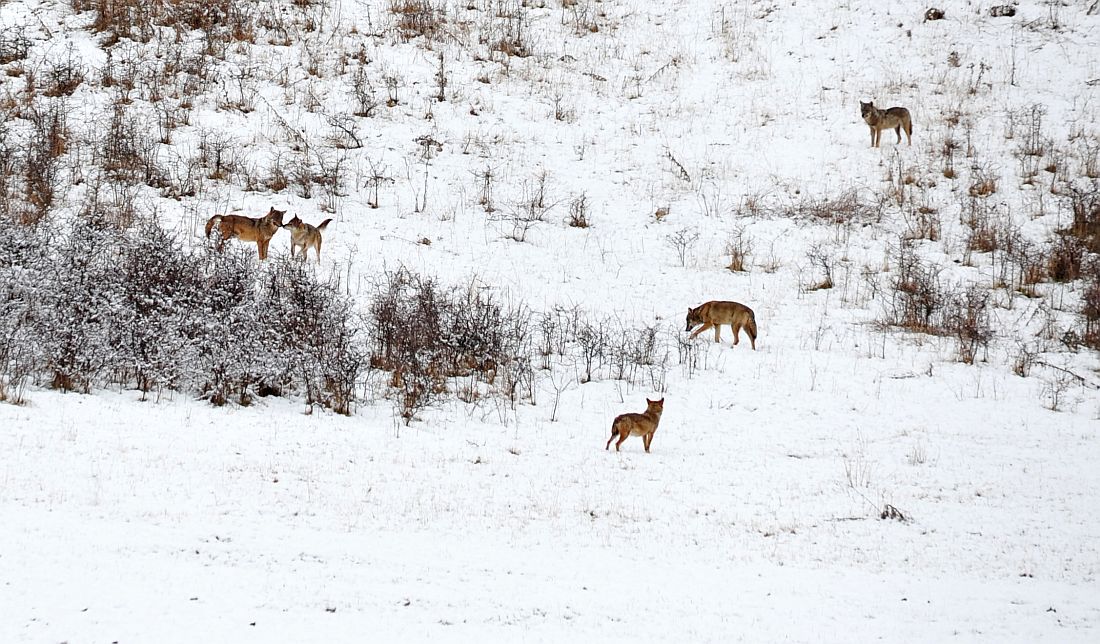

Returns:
1082,274,1100,349
291,142,316,199
98,105,167,189
1077,135,1100,179
326,113,363,150
941,133,959,179
369,269,443,422
805,243,835,290
389,0,445,43
1047,234,1085,282
0,25,31,65
961,196,1001,255
883,245,944,333
499,171,556,242
490,8,533,59
1012,342,1037,377
368,269,531,422
433,51,448,102
790,188,878,225
474,165,496,213
566,192,590,228
676,332,700,379
944,285,993,364
265,151,290,193
906,442,928,465
350,66,381,117
72,0,256,48
1007,236,1047,296
1062,184,1100,253
382,70,401,107
665,227,700,267
314,149,349,213
0,121,16,220
606,323,668,389
565,1,600,34
903,203,941,242
80,177,142,229
197,128,240,181
697,182,728,218
575,317,608,383
23,101,70,221
41,45,85,97
967,162,998,197
1015,104,1049,183
725,225,753,272
363,157,393,209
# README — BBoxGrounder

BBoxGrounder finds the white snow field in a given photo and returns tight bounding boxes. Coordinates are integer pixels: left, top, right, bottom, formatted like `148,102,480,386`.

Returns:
1,0,1099,641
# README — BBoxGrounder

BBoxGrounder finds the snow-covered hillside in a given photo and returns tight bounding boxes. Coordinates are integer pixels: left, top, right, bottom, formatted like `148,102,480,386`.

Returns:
1,0,1098,641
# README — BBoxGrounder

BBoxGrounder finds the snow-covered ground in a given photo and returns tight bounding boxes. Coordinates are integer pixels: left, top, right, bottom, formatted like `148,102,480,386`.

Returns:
2,0,1099,641
3,368,1098,641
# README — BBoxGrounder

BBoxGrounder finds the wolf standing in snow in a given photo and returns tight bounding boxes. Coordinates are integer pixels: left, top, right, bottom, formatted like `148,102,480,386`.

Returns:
282,215,333,262
606,397,665,453
204,207,286,260
860,100,913,147
685,300,758,350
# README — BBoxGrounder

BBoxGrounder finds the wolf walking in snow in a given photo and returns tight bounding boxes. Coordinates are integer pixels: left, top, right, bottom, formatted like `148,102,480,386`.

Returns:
204,207,286,260
860,100,913,147
606,397,664,453
685,300,758,350
282,215,333,262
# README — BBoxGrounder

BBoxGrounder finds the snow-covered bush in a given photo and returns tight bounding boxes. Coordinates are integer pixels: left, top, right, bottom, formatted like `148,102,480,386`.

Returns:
0,212,366,412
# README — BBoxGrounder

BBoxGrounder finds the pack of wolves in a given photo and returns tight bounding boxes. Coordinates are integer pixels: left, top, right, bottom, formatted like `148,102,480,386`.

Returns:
605,97,905,451
205,97,899,451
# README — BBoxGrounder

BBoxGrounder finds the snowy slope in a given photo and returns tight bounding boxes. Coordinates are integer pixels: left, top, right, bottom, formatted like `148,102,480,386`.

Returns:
1,0,1099,641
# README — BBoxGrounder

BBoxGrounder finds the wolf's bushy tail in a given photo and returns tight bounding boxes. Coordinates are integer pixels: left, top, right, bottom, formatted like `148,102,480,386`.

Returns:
204,215,222,238
605,423,619,450
746,312,758,341
317,218,333,231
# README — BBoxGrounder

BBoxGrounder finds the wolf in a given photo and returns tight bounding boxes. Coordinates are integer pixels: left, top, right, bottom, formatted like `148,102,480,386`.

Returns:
283,215,333,262
860,100,913,147
204,207,286,260
685,300,757,350
605,397,664,453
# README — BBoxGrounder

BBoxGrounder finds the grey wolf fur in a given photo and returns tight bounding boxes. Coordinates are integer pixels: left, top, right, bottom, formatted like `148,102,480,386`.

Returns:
860,101,913,147
282,215,332,262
